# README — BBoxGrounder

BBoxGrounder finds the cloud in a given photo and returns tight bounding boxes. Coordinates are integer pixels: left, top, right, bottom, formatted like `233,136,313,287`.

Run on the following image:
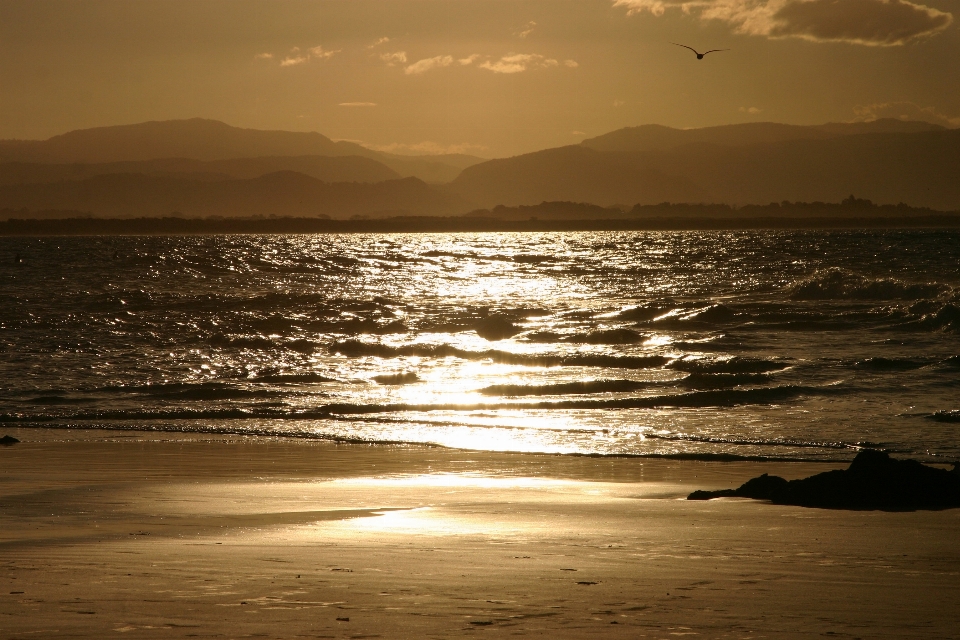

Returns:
613,100,626,107
280,47,310,67
255,52,274,60
853,101,960,127
404,55,454,75
368,37,390,49
479,53,560,74
613,0,672,16
572,131,587,136
614,0,953,46
308,45,339,60
279,45,339,67
740,106,763,113
380,51,408,66
381,52,576,76
339,102,377,107
518,21,537,38
363,141,488,155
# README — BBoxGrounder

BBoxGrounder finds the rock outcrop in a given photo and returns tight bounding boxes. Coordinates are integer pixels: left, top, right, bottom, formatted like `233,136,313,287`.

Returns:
688,450,960,510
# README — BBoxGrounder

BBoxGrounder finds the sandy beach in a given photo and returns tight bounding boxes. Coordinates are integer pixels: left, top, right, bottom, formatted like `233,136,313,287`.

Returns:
1,429,957,639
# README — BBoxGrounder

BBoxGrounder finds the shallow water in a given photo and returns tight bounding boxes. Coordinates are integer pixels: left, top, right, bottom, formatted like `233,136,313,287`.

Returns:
2,231,958,461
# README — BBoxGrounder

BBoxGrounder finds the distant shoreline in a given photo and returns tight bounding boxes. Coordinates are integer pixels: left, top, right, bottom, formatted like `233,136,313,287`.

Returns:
2,214,960,235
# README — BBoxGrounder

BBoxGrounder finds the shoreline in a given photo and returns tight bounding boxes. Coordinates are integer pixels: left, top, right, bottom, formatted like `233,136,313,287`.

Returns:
0,424,870,464
3,213,960,235
3,430,959,637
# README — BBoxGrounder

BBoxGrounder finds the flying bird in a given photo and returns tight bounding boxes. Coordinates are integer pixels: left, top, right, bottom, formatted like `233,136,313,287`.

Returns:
672,43,729,60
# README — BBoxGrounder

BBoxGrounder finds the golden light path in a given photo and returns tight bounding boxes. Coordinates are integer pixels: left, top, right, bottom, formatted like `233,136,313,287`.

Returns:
317,474,621,537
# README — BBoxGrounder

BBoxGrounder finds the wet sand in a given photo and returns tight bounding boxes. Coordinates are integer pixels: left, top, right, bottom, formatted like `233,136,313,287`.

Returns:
2,429,959,639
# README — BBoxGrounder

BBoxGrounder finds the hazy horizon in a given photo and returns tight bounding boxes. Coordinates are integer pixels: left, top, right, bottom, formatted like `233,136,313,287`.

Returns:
2,0,958,158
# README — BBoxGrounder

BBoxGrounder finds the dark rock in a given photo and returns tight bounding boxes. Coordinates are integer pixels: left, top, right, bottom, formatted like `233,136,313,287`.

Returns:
688,489,738,501
735,473,790,500
0,435,20,446
687,450,960,511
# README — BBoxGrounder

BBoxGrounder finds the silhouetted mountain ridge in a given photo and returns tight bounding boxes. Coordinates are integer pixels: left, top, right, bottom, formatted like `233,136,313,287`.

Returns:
0,170,465,218
0,119,484,184
2,117,958,214
580,119,945,153
451,120,960,210
0,155,401,186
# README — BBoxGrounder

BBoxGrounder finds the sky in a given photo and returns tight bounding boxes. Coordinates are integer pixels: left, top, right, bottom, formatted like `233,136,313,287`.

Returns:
0,0,957,158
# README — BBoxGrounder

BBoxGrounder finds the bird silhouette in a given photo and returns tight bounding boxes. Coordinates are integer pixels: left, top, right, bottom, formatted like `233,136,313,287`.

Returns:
672,43,729,59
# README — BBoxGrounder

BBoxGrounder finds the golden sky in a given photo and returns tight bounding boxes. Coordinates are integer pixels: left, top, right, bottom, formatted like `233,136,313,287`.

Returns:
1,0,957,157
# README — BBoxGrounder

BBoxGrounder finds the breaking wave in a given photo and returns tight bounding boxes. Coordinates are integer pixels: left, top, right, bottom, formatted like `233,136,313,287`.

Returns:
329,340,672,369
788,268,951,301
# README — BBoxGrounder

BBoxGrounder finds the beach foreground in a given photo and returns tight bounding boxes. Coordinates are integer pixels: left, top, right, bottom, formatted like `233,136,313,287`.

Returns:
2,431,959,639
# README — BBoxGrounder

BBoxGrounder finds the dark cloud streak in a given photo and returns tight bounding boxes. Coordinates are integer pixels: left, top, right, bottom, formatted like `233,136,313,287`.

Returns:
770,0,954,46
617,0,954,46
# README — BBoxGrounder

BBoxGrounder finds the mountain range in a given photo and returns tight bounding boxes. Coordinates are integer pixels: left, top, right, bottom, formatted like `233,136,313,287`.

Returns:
1,118,957,219
451,120,960,210
0,119,483,185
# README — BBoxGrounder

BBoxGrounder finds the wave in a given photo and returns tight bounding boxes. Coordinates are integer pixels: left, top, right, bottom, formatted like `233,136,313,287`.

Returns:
0,408,278,423
641,430,886,452
894,303,960,332
253,373,338,383
668,357,789,375
206,334,320,353
478,372,772,397
472,316,522,341
478,379,652,396
938,356,960,369
291,319,407,336
372,372,420,385
0,385,839,423
853,357,932,371
616,305,672,322
524,328,646,345
677,372,773,389
310,384,832,414
25,395,97,405
788,268,951,301
329,340,671,369
4,422,847,462
11,379,331,403
648,304,738,327
15,384,285,405
319,384,832,413
563,452,840,463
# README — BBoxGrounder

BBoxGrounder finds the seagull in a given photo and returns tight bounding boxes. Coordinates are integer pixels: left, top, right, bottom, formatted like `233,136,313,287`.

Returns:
672,43,729,59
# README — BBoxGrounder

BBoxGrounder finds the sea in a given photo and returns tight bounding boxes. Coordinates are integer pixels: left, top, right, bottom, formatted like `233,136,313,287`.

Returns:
2,230,958,462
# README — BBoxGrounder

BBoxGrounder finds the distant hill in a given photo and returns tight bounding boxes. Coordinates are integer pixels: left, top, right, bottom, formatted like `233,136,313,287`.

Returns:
0,155,401,186
447,145,711,207
451,120,960,210
374,153,482,184
4,118,958,216
580,119,944,153
0,119,485,184
467,197,956,221
0,171,465,218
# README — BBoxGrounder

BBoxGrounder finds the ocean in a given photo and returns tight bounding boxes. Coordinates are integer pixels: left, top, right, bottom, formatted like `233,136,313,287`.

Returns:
2,230,958,462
